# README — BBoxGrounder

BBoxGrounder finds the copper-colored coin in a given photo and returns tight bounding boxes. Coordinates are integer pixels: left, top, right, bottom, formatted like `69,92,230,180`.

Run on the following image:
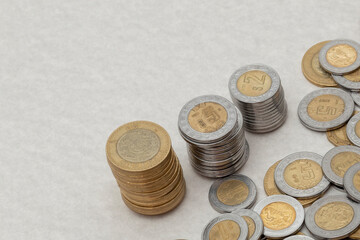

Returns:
302,41,338,87
326,44,358,68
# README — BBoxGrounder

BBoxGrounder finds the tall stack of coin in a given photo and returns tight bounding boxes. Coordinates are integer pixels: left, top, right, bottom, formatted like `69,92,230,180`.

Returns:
229,64,287,133
106,121,186,215
178,95,249,178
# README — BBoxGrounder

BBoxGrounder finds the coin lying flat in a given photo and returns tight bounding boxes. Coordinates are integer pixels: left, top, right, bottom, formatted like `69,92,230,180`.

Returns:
233,209,264,240
298,88,354,131
302,41,338,87
347,112,360,147
284,236,315,240
344,163,360,203
333,67,360,90
352,92,360,107
254,195,304,239
321,145,360,187
209,174,256,213
319,39,360,75
202,213,248,240
274,152,330,199
305,195,360,239
263,160,321,207
326,111,358,146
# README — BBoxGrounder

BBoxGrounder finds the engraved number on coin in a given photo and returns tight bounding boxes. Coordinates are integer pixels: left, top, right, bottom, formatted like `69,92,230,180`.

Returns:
209,220,241,240
260,202,296,230
314,202,354,230
307,94,345,122
237,70,272,97
326,44,358,68
217,179,249,206
330,152,360,177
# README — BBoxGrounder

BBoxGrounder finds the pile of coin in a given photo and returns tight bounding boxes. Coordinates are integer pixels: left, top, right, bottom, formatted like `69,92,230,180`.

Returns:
228,64,287,133
106,121,186,215
347,112,360,147
178,95,249,178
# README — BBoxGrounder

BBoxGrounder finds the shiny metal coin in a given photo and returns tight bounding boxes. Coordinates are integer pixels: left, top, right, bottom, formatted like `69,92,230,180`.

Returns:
333,72,360,91
209,174,256,213
319,39,360,75
351,91,360,107
298,88,354,131
305,195,360,239
202,213,248,240
275,152,330,199
284,236,315,240
254,195,304,239
233,209,264,240
344,163,360,203
322,146,360,187
347,112,360,147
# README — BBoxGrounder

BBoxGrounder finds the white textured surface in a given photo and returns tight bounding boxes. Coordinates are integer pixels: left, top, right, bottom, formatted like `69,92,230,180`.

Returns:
1,0,360,239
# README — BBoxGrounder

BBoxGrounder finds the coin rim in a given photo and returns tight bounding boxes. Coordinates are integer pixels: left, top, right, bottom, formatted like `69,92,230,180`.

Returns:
344,162,360,202
232,209,264,240
352,92,360,107
333,72,360,90
347,112,360,147
284,236,315,240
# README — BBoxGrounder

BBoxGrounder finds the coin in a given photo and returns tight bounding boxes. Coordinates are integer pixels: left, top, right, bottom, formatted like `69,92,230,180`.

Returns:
302,41,338,87
228,64,287,133
253,195,304,239
305,195,360,239
352,92,360,107
263,160,321,207
298,88,354,131
233,209,264,240
209,174,256,213
321,145,360,187
202,213,248,240
344,162,360,203
284,236,315,240
333,67,360,90
347,112,360,147
274,152,330,199
319,39,360,75
350,227,360,239
326,111,358,146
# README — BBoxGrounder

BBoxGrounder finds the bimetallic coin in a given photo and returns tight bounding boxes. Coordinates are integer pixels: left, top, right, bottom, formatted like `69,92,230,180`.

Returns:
344,163,360,202
326,111,358,146
347,112,360,147
305,195,360,239
322,145,360,187
298,88,354,131
352,92,360,107
233,209,264,240
302,41,338,87
254,195,304,239
284,236,315,240
209,174,256,213
274,152,330,199
333,68,360,90
202,213,248,240
319,39,360,75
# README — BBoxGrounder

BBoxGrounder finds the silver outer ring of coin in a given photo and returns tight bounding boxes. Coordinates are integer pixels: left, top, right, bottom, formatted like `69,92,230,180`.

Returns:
274,152,330,199
347,112,360,147
202,213,248,240
284,236,315,240
351,91,360,107
228,64,280,104
321,145,360,187
253,195,304,239
232,209,264,240
297,88,354,131
319,39,360,75
208,174,256,213
333,73,360,90
178,95,239,143
305,195,360,239
344,162,360,202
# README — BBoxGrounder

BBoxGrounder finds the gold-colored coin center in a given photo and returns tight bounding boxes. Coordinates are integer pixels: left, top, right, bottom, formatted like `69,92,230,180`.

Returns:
326,44,357,68
315,202,354,230
344,68,360,82
209,220,241,240
237,70,272,97
243,216,255,239
356,121,360,138
284,159,323,190
307,94,345,122
312,52,331,78
353,171,360,192
217,179,249,206
188,102,227,133
260,202,296,230
116,128,160,163
330,152,360,177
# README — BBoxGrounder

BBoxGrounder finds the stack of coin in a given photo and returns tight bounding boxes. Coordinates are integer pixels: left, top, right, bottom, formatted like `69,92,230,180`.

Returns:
228,64,287,133
178,95,249,178
106,121,186,215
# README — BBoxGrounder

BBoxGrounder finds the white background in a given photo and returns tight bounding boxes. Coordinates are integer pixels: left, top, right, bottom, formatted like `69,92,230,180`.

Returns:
1,0,360,239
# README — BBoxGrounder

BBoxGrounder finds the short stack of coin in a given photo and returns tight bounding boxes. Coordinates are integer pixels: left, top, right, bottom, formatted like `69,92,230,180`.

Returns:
106,121,186,215
228,64,287,133
178,95,249,178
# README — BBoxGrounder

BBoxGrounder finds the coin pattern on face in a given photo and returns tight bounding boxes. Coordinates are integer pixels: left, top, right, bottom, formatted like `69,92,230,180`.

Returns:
216,179,249,206
307,94,344,122
260,202,296,230
344,163,360,203
326,44,357,68
237,70,272,97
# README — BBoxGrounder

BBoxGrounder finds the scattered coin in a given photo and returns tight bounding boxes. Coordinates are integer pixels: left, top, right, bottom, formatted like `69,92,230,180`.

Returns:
233,209,264,240
274,152,330,199
228,64,287,133
326,111,358,146
298,88,354,131
333,67,360,90
319,39,360,75
202,213,248,240
350,227,360,240
344,163,360,203
305,195,360,239
352,92,360,107
321,145,360,187
253,195,304,239
284,236,315,240
347,112,360,147
178,95,249,178
302,40,338,87
106,121,186,215
209,174,256,213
